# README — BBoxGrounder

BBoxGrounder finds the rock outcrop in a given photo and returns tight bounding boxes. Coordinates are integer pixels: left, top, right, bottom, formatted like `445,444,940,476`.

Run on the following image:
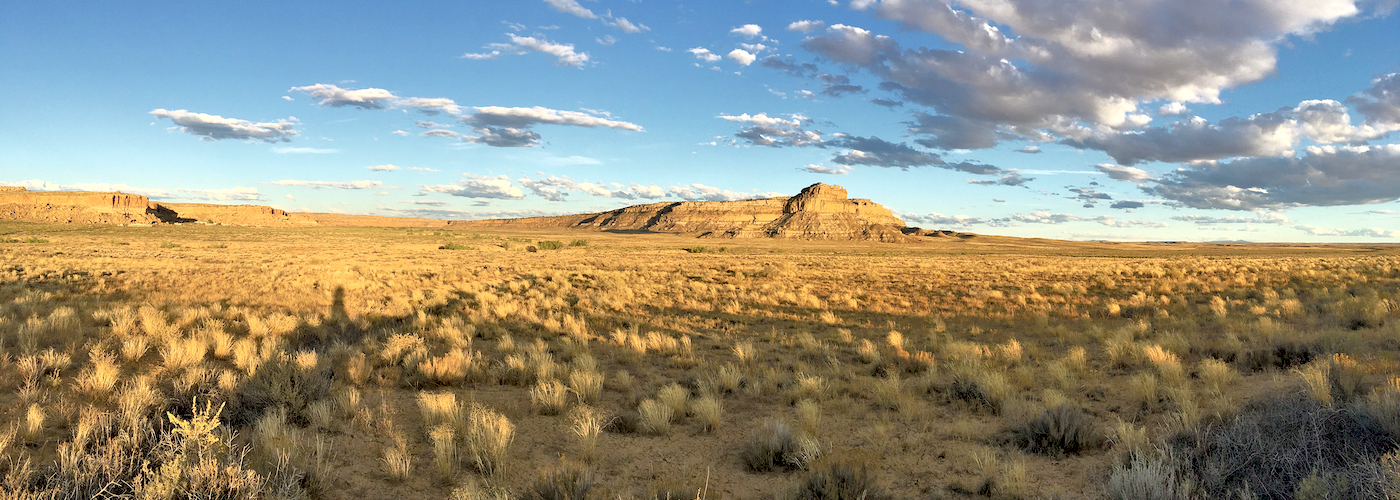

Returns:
452,183,929,241
0,188,316,226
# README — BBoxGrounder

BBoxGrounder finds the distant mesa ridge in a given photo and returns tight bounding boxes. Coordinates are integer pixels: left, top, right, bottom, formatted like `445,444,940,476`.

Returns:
450,183,958,241
0,183,964,239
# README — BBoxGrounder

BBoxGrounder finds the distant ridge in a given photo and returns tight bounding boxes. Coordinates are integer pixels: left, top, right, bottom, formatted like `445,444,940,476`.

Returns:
0,183,968,240
450,183,960,242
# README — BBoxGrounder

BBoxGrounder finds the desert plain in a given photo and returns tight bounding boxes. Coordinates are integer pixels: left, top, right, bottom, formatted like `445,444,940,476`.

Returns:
0,215,1398,500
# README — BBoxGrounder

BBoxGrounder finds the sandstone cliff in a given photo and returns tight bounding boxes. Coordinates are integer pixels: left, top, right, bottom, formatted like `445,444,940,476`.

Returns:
0,188,316,226
452,183,934,241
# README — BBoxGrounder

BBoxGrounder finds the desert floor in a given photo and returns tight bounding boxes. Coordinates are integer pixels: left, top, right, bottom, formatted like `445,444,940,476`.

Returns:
1,221,1398,499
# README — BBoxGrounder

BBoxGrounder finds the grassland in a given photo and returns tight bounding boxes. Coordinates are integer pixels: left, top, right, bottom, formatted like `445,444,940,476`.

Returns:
0,220,1398,499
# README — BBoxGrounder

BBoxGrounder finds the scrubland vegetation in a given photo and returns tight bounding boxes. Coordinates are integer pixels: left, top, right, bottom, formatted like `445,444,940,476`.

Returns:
0,221,1398,499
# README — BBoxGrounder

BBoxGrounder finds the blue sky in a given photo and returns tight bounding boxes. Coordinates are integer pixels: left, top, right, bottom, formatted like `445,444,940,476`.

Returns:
2,0,1399,241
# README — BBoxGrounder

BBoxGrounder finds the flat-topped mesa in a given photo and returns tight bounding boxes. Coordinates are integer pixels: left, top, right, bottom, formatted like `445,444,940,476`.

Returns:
452,182,926,241
0,187,317,226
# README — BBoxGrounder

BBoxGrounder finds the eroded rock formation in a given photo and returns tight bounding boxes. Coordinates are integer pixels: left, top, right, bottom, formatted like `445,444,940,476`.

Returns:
453,183,934,241
0,188,316,226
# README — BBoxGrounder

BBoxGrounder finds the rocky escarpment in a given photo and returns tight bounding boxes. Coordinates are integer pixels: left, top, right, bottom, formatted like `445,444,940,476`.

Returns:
453,183,943,242
0,187,316,226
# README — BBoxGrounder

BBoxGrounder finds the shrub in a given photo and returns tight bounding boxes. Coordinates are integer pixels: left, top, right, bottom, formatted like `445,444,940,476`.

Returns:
638,399,674,435
531,462,595,500
440,242,472,250
1107,452,1194,500
159,241,181,248
792,460,891,500
743,420,818,472
229,354,332,427
568,239,588,247
24,237,49,243
1010,406,1103,457
536,240,565,250
1166,394,1396,499
685,246,708,254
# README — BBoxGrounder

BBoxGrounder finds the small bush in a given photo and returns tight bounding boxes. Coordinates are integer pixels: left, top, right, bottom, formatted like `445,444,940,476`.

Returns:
792,460,891,500
1011,406,1103,457
1107,452,1194,500
536,240,565,250
531,462,595,500
743,420,818,472
24,237,49,244
229,355,332,427
685,246,708,253
568,239,588,247
440,242,473,250
159,241,181,248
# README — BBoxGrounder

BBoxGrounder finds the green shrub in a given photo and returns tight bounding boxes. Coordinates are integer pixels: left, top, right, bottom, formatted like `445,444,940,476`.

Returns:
24,237,48,244
536,240,565,250
159,241,180,248
440,242,473,250
685,246,708,254
568,239,588,247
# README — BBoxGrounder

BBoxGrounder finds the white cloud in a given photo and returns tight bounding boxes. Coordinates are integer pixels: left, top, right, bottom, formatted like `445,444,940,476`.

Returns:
597,35,617,46
730,24,762,38
461,50,501,60
629,183,666,199
3,180,262,201
466,106,643,131
669,183,780,201
1095,164,1153,183
288,84,397,109
688,47,722,62
419,175,526,200
407,167,440,172
391,130,409,136
489,34,590,67
801,164,850,175
272,147,339,154
266,180,386,190
605,16,648,33
366,164,401,171
149,109,298,142
1295,225,1400,238
542,0,596,19
787,20,826,32
727,49,757,66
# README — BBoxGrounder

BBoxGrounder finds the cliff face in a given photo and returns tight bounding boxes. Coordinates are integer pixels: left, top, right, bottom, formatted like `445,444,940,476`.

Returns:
0,189,160,224
452,183,921,241
0,188,316,226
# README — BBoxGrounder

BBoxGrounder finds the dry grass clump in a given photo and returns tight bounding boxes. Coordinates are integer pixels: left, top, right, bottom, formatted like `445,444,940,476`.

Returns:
531,378,570,415
1010,406,1104,457
569,405,602,462
530,461,595,500
463,404,515,476
742,419,819,472
792,460,891,500
692,395,723,432
568,368,604,404
638,399,674,435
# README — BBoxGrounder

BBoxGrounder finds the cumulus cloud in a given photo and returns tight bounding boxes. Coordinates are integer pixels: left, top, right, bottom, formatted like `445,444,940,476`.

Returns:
1110,201,1146,209
630,183,667,199
871,98,903,108
289,84,462,115
366,164,401,171
464,34,589,67
817,73,864,97
150,109,297,142
730,24,763,38
1145,144,1400,210
830,135,1003,178
788,20,826,32
801,164,850,175
720,113,823,147
542,0,596,19
463,127,542,148
420,175,526,199
798,1,1376,151
266,180,385,190
761,56,819,78
1348,73,1400,127
727,49,757,66
689,47,722,62
1095,164,1154,183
